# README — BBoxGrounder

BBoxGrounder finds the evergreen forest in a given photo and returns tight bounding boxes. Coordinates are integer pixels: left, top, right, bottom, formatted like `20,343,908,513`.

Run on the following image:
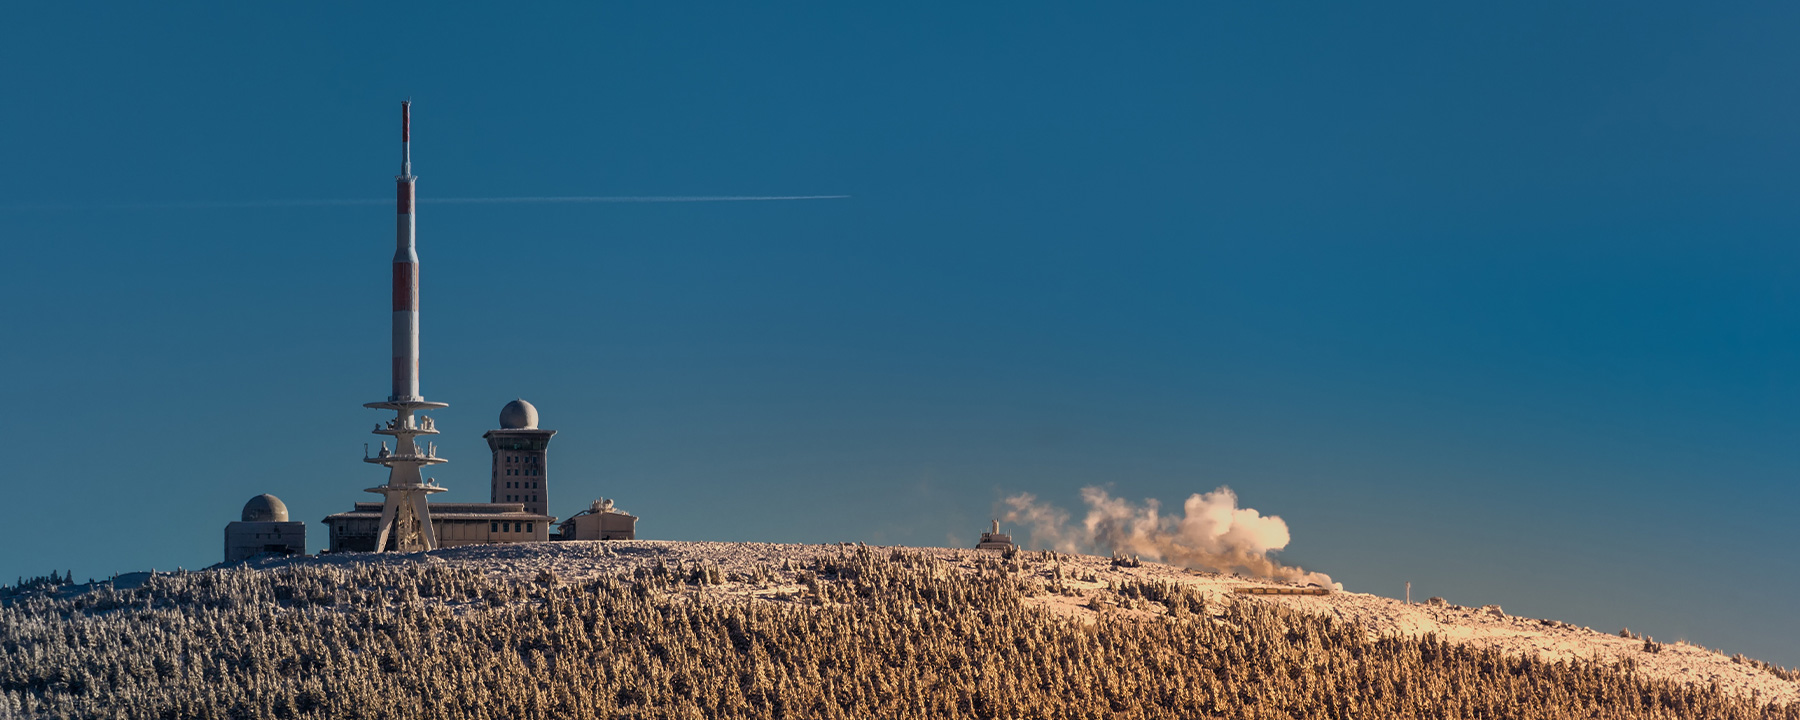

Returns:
1,547,1794,719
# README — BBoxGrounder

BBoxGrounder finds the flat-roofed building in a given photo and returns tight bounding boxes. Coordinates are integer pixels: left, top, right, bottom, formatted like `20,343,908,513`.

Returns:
324,501,553,551
558,498,638,540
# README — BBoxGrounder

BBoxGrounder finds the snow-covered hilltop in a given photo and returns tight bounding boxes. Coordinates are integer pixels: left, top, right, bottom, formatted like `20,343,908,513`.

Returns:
3,541,1795,719
232,540,1800,706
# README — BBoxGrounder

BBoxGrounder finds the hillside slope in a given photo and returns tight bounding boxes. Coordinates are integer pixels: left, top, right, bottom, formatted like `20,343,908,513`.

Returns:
1,541,1795,719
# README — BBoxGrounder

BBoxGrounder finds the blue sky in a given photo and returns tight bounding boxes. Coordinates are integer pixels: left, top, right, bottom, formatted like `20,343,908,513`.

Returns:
3,3,1799,665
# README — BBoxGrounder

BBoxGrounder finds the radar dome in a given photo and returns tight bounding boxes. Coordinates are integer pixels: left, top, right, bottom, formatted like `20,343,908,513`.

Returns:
241,494,289,522
499,398,539,429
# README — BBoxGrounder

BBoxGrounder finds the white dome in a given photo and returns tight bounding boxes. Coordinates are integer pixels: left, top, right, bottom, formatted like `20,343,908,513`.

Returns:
499,399,539,429
242,494,289,522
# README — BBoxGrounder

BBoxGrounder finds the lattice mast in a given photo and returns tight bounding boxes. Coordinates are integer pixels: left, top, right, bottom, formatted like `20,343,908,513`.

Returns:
363,100,447,552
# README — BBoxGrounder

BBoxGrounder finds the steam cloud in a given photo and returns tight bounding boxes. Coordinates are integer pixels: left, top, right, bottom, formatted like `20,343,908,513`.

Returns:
1003,486,1338,589
2,195,850,211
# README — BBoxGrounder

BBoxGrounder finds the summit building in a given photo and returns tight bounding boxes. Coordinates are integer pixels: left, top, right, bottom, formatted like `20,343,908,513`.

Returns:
323,401,560,550
228,102,639,562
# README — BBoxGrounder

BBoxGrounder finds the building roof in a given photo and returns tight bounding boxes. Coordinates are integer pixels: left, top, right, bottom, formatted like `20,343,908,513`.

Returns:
499,398,538,429
322,512,557,522
242,494,289,522
560,498,637,525
322,501,554,523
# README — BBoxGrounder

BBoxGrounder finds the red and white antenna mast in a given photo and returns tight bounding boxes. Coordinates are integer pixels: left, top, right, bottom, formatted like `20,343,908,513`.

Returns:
363,99,447,553
392,100,420,402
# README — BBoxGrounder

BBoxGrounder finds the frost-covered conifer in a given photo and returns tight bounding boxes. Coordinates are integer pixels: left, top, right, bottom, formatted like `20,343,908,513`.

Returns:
0,548,1794,719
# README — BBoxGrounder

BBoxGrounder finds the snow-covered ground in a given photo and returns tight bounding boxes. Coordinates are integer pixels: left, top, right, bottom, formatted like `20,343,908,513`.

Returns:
109,540,1800,706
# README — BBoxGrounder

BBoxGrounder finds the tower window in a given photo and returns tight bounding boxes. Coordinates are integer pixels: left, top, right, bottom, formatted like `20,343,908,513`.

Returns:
490,522,498,532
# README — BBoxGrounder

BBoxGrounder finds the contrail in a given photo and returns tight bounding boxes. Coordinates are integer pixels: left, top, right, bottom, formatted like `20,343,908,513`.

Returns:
0,195,850,211
427,195,850,204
